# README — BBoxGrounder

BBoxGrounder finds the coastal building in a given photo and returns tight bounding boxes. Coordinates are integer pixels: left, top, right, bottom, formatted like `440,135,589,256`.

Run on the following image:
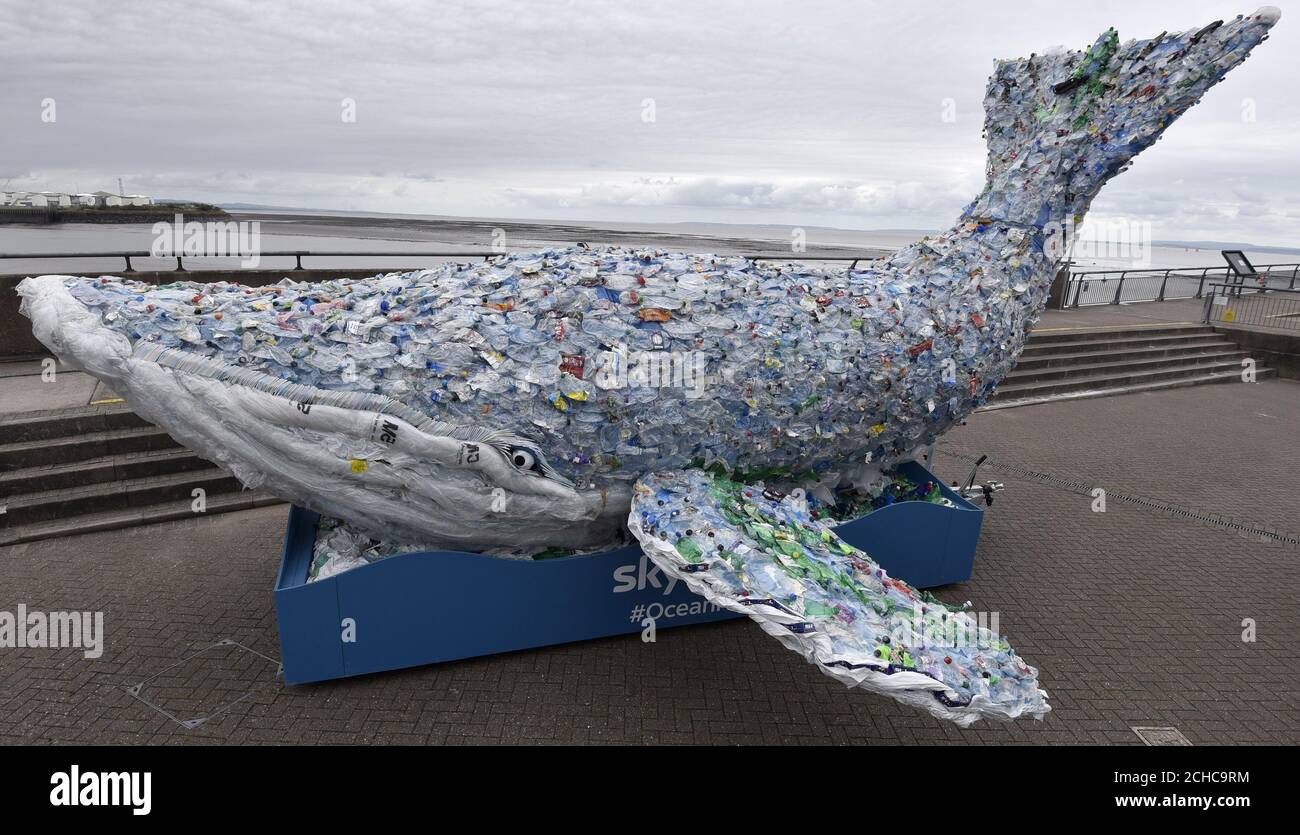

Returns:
0,189,153,208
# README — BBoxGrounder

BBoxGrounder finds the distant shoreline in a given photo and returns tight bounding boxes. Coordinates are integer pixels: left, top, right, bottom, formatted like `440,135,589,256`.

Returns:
226,209,896,258
0,206,233,226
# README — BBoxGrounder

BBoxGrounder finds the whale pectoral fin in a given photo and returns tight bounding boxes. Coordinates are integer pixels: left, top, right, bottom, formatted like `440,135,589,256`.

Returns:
625,469,1049,726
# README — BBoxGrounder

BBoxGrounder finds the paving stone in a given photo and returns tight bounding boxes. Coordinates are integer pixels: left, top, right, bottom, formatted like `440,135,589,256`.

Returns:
0,369,98,414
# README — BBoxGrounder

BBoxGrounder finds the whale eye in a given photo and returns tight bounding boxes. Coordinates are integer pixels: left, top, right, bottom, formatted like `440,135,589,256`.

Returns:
510,449,536,471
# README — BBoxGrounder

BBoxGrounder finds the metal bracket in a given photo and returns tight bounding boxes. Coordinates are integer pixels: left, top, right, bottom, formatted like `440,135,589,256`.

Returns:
952,454,1005,506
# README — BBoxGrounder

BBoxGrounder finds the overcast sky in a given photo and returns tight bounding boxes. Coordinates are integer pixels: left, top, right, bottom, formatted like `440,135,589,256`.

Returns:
1,0,1296,244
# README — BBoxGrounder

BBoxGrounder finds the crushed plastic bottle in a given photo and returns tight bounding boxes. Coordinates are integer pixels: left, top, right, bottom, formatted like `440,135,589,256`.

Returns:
54,239,1039,499
629,469,1051,726
307,514,620,580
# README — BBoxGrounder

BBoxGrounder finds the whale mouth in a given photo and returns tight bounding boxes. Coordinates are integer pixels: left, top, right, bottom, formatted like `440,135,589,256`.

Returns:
130,339,579,499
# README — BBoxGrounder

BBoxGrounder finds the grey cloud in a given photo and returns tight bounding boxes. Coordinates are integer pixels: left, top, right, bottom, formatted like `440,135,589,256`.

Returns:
1,0,1296,243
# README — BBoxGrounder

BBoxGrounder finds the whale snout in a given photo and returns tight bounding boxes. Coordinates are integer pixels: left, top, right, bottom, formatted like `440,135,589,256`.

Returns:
1252,6,1281,26
1204,8,1280,70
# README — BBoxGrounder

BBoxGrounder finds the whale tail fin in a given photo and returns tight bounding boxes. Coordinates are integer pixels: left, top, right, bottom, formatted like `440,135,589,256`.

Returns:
962,8,1280,228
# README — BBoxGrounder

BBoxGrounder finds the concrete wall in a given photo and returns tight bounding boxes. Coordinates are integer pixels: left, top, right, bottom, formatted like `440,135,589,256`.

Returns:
1215,325,1300,379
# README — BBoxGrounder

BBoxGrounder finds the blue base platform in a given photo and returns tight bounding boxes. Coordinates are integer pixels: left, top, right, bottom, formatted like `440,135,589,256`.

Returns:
274,460,984,684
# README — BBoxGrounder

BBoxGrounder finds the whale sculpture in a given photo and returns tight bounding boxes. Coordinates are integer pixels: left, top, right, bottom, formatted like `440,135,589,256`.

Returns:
17,9,1279,724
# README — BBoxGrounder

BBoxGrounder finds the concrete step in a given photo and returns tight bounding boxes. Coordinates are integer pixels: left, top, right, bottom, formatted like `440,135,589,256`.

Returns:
992,358,1273,400
1025,323,1213,345
1018,330,1224,358
0,447,218,498
0,403,149,443
982,368,1278,411
1011,338,1240,371
0,490,286,547
0,467,246,527
0,425,181,471
1004,349,1247,385
0,401,276,542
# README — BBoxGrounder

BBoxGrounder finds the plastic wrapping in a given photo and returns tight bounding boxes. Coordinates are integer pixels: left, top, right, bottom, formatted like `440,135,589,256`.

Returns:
306,514,625,580
304,464,949,581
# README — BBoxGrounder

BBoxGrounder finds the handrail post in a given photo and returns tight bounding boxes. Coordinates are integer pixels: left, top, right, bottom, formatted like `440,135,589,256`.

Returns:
1112,272,1126,304
1158,268,1170,301
294,254,304,270
123,254,134,273
175,256,185,272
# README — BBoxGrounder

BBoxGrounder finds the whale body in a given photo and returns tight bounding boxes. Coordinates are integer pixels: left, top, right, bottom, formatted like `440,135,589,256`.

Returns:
16,9,1280,724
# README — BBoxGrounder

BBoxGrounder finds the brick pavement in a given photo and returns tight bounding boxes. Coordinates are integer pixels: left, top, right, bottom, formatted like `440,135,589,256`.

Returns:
1035,297,1208,331
1,378,1297,745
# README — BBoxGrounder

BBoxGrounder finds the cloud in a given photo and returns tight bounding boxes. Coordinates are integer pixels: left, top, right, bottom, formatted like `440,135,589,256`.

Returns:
1,0,1297,243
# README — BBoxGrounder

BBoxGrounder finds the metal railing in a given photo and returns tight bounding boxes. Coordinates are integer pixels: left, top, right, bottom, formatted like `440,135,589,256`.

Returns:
1202,282,1300,331
7,249,1298,310
1060,263,1300,308
0,249,884,273
0,249,513,273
